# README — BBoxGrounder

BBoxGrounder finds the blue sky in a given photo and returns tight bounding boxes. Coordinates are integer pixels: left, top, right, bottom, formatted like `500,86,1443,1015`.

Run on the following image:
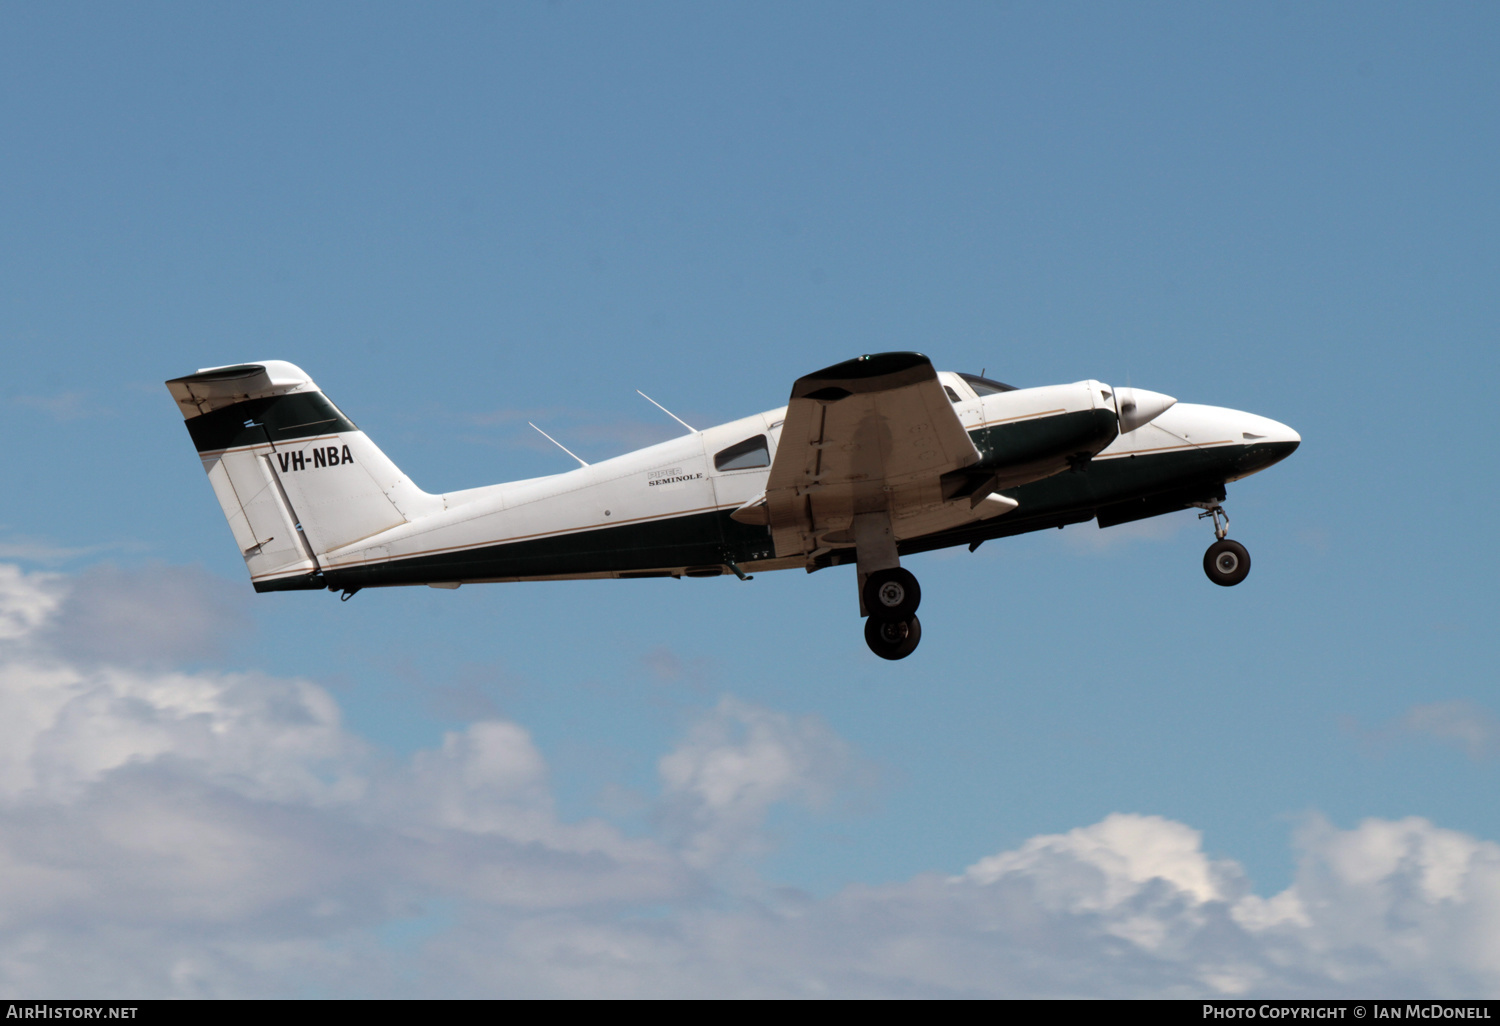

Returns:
2,1,1498,997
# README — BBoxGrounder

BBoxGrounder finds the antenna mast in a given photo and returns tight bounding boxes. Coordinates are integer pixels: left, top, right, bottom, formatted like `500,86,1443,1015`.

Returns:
528,422,589,467
636,391,696,433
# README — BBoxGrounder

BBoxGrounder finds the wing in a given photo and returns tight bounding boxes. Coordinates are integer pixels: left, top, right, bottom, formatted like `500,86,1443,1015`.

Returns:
762,352,1004,562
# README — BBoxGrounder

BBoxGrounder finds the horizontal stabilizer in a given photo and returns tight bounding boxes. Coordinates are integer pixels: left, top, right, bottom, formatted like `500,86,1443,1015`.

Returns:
166,361,319,420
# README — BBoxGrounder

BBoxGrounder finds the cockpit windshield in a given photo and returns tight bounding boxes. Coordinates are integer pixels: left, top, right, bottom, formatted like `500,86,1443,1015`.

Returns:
958,373,1017,395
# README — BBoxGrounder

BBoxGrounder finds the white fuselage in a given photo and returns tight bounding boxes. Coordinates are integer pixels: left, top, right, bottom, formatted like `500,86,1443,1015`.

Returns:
312,373,1297,585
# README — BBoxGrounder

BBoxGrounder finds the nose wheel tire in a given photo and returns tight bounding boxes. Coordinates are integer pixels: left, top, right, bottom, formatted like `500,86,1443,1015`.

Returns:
865,614,922,660
1204,539,1251,587
862,567,921,622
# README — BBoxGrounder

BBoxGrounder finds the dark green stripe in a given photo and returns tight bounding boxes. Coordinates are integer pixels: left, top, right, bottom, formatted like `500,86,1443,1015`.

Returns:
186,392,357,453
253,572,327,593
1233,439,1300,479
942,407,1120,499
970,408,1119,470
319,508,759,590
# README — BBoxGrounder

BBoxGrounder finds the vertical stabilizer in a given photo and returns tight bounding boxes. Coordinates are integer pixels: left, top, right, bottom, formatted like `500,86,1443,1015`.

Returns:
166,362,438,591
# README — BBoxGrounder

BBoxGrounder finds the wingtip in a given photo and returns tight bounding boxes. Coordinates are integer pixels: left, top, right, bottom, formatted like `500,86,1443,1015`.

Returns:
792,352,935,400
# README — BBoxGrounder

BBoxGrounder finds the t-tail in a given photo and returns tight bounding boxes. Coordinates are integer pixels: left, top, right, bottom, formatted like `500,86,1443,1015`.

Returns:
166,361,438,592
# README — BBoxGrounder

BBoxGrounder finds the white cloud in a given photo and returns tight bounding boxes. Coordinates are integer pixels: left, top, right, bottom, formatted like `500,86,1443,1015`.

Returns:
410,813,1500,999
960,813,1245,955
38,562,254,668
1349,699,1500,763
2,560,1500,997
657,696,862,870
0,561,693,993
1268,815,1500,990
0,564,63,641
1399,700,1500,760
963,813,1231,904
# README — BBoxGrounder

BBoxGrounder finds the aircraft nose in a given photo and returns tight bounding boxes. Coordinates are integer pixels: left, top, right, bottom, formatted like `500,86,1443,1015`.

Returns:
1250,416,1300,450
1115,387,1177,433
1271,420,1300,460
1233,414,1300,477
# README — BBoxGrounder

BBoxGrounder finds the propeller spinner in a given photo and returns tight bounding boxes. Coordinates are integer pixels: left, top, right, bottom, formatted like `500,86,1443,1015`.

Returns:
1113,387,1176,434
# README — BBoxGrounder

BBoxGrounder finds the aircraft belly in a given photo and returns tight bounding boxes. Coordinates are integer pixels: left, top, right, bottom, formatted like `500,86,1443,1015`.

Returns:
1035,442,1237,511
308,440,738,583
323,508,736,587
897,443,1247,558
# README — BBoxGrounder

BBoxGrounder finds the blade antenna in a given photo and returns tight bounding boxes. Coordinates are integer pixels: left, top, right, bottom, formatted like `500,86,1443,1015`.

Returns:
528,422,589,467
636,390,696,433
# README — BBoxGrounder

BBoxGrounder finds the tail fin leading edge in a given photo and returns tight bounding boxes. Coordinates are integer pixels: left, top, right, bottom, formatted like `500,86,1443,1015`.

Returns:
166,361,435,591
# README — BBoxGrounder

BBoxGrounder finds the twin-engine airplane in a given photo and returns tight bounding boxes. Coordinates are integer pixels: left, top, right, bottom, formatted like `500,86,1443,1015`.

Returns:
167,354,1299,660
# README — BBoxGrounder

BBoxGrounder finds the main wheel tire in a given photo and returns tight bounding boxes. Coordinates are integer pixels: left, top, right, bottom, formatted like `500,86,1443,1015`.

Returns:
1204,539,1251,587
865,614,922,660
862,567,921,621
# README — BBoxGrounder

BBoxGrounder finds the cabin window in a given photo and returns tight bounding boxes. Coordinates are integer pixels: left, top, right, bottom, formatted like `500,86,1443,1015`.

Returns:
958,372,1018,395
944,386,961,403
715,435,770,471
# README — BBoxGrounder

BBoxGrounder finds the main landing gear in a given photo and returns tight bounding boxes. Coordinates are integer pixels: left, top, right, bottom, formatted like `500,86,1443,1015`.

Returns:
862,567,921,621
853,512,923,660
1197,503,1251,587
865,613,922,660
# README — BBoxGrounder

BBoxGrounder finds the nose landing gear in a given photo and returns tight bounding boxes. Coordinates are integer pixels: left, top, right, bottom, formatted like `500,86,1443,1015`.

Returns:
1204,538,1251,586
1197,503,1251,587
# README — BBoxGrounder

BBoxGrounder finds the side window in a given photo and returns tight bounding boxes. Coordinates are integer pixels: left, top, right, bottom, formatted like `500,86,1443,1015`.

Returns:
944,385,961,403
714,435,769,471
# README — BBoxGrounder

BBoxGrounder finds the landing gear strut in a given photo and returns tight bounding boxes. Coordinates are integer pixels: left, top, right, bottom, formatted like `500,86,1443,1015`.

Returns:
854,511,923,660
1196,503,1251,587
